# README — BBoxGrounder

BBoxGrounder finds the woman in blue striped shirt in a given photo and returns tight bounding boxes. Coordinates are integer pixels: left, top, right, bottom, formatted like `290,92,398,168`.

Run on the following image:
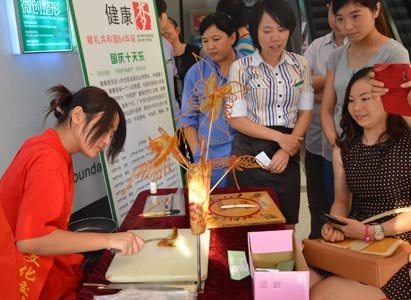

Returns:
227,0,313,229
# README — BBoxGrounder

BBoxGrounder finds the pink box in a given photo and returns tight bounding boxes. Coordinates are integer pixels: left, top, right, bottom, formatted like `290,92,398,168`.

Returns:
248,230,309,300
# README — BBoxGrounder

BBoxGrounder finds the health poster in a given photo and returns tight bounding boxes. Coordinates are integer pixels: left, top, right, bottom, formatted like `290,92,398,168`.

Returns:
69,0,183,223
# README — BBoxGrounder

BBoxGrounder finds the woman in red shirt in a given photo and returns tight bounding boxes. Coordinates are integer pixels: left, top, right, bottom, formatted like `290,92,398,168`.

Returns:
0,85,144,299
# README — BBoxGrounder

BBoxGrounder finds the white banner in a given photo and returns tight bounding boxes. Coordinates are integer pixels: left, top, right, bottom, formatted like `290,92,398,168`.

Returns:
69,0,182,223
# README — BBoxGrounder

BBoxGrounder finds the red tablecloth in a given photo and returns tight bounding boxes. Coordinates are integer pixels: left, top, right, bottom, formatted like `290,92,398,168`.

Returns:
77,187,285,300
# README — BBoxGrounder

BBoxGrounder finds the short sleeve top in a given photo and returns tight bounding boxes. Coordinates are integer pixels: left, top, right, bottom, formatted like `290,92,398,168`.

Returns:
228,50,313,128
322,39,410,160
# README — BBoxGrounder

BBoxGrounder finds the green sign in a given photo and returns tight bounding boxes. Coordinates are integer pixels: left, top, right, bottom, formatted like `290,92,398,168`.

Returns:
15,0,72,53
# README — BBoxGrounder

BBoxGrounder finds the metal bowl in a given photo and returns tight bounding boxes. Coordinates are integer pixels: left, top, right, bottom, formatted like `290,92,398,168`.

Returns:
69,217,118,233
69,217,119,264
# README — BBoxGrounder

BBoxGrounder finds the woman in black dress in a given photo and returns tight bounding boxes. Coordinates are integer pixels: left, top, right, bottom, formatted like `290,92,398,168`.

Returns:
310,67,411,299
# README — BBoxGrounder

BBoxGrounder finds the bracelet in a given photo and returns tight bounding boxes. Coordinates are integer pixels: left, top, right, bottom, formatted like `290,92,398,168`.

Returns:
364,224,371,242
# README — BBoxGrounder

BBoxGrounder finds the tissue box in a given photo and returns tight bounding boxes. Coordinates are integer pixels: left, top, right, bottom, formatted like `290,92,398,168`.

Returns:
248,230,309,300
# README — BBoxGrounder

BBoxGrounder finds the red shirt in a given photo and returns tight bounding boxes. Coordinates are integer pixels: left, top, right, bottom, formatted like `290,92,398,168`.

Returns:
0,128,83,299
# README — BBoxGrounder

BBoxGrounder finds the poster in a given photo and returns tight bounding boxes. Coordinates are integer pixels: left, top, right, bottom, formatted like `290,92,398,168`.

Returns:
69,0,182,223
14,0,72,53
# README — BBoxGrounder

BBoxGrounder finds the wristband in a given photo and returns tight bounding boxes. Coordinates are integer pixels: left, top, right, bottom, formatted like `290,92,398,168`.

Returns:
364,224,371,242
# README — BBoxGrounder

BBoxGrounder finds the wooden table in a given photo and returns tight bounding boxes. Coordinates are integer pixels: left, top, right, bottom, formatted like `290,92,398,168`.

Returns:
77,187,285,300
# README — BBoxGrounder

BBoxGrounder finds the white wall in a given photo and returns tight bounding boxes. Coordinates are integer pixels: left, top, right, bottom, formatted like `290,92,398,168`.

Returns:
0,0,106,212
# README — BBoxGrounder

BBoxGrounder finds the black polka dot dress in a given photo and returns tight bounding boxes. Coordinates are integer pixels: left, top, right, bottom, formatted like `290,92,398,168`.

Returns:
342,131,411,299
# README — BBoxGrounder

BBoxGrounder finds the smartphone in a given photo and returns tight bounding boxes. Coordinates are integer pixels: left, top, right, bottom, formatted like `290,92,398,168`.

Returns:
255,151,271,168
321,213,347,226
373,63,411,116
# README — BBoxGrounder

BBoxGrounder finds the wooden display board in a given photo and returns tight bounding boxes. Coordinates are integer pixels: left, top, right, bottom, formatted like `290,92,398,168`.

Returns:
206,191,285,228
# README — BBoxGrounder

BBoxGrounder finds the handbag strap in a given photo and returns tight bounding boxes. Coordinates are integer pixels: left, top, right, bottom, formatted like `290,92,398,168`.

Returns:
361,207,411,224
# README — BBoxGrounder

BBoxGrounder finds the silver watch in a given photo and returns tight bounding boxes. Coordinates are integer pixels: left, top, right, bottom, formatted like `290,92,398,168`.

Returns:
373,224,385,241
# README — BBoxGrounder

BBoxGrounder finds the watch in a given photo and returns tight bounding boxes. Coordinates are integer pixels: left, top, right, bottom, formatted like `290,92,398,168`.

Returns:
373,224,385,241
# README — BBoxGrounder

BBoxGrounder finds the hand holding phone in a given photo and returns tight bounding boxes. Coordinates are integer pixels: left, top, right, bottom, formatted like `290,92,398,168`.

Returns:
255,151,271,168
321,213,347,226
373,63,411,116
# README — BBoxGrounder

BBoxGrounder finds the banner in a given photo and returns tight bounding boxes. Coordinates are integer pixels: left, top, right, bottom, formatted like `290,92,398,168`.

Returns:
69,0,182,223
14,0,72,53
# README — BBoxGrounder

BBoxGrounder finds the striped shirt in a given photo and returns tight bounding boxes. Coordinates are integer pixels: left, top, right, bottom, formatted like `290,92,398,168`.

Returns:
235,35,255,56
228,50,313,128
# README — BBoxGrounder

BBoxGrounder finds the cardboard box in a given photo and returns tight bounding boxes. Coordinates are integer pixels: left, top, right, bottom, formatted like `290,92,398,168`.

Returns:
248,230,309,300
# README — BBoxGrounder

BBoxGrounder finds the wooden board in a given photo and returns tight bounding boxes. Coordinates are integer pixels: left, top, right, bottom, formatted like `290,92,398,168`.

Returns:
206,191,285,228
106,229,210,282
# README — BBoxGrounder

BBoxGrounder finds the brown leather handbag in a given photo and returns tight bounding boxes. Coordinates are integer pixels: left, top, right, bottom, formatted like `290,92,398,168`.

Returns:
302,208,411,288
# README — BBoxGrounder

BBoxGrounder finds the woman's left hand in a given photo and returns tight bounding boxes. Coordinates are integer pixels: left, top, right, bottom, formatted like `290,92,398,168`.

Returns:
266,149,289,173
277,133,302,156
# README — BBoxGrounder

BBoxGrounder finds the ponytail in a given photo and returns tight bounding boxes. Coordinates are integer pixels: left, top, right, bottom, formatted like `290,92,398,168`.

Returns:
45,84,74,122
43,84,127,162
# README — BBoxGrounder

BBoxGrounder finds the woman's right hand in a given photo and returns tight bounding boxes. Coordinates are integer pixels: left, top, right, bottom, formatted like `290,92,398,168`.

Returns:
321,223,345,242
277,133,303,156
267,149,289,174
106,232,145,255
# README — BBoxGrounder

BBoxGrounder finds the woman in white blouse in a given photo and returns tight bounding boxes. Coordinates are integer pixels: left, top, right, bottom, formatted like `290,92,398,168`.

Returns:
226,0,313,229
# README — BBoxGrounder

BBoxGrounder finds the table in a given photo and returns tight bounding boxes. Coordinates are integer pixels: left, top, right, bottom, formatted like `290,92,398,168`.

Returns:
77,187,285,300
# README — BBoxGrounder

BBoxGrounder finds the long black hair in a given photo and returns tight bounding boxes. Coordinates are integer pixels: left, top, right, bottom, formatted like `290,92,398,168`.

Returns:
337,67,408,153
332,0,391,37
